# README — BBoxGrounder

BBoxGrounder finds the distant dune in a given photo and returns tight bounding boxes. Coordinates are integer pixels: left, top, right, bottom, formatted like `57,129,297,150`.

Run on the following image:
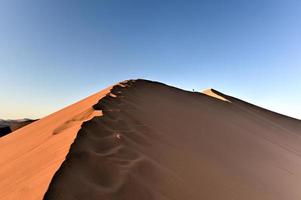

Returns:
203,88,230,102
1,79,301,200
0,119,36,137
0,126,11,137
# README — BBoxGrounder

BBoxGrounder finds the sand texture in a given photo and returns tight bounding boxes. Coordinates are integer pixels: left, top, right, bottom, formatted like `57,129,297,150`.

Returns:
0,119,36,137
0,85,113,200
43,80,301,200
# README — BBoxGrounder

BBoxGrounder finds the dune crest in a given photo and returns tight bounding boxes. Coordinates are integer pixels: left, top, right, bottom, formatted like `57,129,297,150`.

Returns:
44,80,301,200
0,84,116,200
1,80,301,200
202,88,230,102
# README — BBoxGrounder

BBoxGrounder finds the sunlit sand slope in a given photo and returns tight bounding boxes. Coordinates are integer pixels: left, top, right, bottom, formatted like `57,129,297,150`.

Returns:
0,85,113,200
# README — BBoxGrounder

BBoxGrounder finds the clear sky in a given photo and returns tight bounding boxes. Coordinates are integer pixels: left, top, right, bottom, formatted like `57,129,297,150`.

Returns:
0,0,300,119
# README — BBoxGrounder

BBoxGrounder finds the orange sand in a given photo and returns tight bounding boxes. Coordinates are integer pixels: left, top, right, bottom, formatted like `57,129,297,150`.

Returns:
0,85,113,200
1,80,301,200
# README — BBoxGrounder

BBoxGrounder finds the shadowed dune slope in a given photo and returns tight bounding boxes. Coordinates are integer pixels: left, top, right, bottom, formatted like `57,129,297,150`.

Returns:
0,126,11,137
44,80,301,200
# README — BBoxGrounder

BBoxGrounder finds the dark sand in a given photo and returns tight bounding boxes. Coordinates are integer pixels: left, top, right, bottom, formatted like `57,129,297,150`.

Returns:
44,80,301,200
0,126,11,137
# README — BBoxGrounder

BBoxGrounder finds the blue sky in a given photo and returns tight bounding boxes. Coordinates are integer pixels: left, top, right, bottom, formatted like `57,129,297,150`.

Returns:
0,0,300,119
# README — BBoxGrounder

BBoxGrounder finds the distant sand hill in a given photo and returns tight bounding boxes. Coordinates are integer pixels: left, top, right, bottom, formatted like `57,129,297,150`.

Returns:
0,119,36,137
203,88,230,102
0,79,301,200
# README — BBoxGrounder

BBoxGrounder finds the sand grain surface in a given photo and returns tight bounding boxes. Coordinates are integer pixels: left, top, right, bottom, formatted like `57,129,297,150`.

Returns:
44,80,301,200
0,86,112,200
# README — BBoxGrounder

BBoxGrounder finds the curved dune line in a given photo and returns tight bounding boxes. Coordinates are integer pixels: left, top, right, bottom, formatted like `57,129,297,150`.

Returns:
44,80,301,200
0,84,116,200
2,79,301,200
203,88,231,102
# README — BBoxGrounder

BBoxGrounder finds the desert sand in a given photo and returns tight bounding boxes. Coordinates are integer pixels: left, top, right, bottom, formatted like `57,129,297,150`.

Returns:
1,79,301,200
44,80,301,200
0,84,113,199
0,119,36,137
203,88,230,102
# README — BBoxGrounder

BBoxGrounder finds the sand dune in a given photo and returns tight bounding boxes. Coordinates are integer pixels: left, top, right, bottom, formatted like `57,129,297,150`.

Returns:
0,85,113,199
9,119,37,132
0,119,36,137
0,126,11,137
203,88,230,102
1,79,301,200
44,80,301,200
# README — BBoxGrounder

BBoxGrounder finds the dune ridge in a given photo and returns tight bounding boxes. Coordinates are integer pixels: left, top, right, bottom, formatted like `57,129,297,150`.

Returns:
44,79,301,200
203,88,230,102
0,83,117,200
